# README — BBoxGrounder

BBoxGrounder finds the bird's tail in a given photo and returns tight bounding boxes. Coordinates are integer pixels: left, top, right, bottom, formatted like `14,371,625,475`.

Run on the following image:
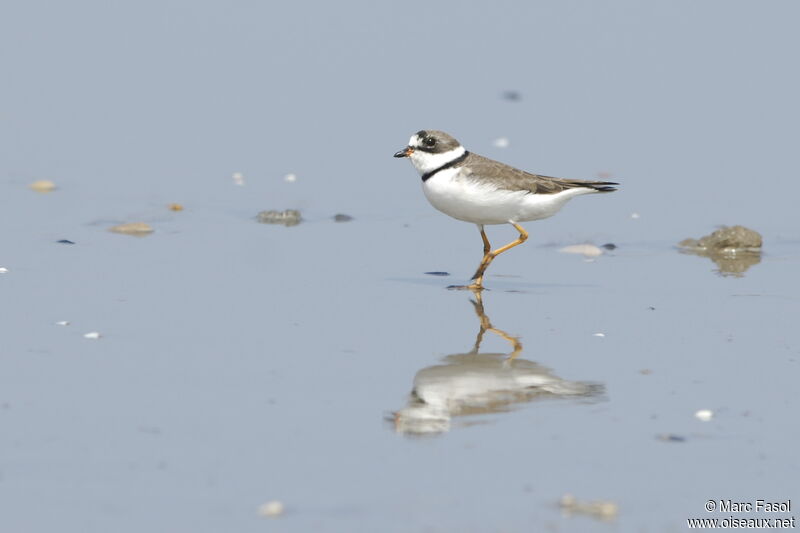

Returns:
592,182,618,192
578,181,618,193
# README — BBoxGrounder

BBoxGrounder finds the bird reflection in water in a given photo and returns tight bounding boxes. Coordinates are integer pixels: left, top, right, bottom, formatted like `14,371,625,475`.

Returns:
393,292,603,436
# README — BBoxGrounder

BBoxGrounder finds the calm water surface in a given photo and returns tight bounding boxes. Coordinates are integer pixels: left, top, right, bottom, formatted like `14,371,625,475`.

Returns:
1,2,798,532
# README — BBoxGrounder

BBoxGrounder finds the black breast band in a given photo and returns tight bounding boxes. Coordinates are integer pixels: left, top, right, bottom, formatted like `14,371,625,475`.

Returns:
421,151,469,182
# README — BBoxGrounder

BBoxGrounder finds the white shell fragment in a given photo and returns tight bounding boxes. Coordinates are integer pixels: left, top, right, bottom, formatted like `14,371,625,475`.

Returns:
30,179,57,192
695,409,714,422
630,212,641,219
83,332,102,340
560,493,618,520
0,267,8,274
283,173,297,183
56,321,70,326
108,222,154,236
492,137,510,148
232,172,245,186
559,244,604,258
257,500,285,517
592,333,606,338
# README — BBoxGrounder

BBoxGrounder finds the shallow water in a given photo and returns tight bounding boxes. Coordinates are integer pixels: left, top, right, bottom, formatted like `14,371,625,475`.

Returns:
2,2,799,532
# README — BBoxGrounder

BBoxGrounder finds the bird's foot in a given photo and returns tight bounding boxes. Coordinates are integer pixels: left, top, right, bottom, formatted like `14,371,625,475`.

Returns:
446,284,486,292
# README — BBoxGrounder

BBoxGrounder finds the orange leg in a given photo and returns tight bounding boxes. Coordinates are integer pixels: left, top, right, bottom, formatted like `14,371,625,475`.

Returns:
469,222,528,290
479,225,491,255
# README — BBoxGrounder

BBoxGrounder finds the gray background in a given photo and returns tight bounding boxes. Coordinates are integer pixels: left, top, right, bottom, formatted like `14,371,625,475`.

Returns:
1,1,798,532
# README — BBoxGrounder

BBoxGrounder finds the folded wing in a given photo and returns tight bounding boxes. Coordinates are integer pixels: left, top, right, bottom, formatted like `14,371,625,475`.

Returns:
463,153,618,194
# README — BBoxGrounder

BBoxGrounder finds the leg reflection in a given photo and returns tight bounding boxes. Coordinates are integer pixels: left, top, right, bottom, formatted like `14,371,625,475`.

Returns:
392,292,604,436
469,290,522,361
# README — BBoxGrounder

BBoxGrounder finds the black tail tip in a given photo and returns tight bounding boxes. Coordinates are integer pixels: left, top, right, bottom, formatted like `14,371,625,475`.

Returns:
594,181,618,192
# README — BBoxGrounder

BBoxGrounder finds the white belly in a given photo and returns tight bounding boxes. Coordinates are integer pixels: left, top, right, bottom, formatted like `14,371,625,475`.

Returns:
422,168,596,225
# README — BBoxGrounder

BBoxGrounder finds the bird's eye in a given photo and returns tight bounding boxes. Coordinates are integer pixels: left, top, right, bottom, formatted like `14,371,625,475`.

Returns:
424,137,437,148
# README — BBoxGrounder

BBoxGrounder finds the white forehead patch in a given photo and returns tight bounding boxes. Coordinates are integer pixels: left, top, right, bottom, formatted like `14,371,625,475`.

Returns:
408,134,420,148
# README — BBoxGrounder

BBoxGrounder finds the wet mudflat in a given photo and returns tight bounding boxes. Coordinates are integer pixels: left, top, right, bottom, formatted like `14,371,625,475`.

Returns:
2,2,799,532
2,186,797,532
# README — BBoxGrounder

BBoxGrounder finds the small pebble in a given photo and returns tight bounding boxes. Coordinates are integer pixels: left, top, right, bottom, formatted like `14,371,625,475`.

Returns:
333,213,354,222
695,409,714,422
492,137,510,148
283,173,297,183
109,222,154,236
257,210,302,227
232,172,245,186
56,321,70,326
168,203,184,211
29,179,57,192
258,500,285,518
83,332,102,340
56,239,75,244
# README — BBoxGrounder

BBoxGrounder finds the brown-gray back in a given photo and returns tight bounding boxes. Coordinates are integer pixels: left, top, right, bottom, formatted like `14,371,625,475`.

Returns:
457,152,618,195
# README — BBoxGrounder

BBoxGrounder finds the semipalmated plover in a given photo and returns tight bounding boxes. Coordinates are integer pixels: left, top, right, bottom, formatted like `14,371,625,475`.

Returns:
394,130,618,290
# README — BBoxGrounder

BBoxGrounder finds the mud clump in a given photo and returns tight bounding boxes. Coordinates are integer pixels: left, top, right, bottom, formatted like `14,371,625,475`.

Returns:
678,225,762,277
679,225,762,252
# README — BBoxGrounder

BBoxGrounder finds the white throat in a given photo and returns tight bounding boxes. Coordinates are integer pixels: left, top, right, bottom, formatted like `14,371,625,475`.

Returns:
409,146,466,175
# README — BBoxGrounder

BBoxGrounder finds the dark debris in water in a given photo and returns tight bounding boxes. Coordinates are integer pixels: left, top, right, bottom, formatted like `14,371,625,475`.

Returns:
256,209,302,227
333,213,354,222
424,271,450,276
657,433,686,442
56,239,75,245
501,90,522,101
601,243,617,250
